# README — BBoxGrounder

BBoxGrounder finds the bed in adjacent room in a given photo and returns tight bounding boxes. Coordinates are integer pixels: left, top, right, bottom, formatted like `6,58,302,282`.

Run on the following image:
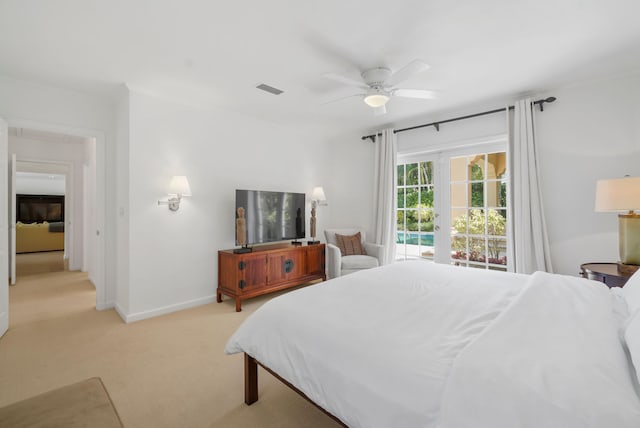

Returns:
225,261,640,428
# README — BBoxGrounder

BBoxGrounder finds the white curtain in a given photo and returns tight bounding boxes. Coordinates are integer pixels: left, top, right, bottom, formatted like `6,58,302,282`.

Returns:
372,128,397,265
508,98,553,273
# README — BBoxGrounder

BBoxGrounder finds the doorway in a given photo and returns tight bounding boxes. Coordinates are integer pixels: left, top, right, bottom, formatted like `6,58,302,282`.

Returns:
14,169,68,278
396,138,511,272
6,123,105,308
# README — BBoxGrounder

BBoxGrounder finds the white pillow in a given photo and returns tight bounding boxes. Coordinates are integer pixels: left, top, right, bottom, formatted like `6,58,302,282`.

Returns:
622,269,640,314
623,309,640,386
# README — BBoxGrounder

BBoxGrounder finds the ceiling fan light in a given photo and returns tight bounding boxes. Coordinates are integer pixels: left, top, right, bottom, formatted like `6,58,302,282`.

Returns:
364,93,390,107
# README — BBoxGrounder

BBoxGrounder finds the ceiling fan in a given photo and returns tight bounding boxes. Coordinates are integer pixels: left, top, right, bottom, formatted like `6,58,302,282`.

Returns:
323,59,437,115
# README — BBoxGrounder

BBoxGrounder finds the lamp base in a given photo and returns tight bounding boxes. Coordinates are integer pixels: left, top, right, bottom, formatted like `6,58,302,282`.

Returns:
307,240,320,245
233,246,252,254
619,213,640,265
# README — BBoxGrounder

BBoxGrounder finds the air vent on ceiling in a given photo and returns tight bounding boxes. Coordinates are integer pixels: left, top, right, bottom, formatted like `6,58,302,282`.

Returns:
256,83,284,95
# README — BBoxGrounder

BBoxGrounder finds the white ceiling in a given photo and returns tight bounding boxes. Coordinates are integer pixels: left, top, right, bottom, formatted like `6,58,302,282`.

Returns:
1,0,639,137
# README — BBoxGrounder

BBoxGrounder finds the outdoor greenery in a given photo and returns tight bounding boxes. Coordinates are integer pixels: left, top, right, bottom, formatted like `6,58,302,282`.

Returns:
451,208,507,263
398,161,435,232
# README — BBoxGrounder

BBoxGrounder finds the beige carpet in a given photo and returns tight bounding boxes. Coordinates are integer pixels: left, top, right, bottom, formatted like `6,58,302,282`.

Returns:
0,377,124,428
16,251,66,277
0,270,341,428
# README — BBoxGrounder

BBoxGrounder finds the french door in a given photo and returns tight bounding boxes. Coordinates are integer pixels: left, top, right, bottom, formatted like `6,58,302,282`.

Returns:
396,141,511,272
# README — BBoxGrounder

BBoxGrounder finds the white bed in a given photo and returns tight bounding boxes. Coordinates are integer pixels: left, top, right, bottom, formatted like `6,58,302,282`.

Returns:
225,261,640,427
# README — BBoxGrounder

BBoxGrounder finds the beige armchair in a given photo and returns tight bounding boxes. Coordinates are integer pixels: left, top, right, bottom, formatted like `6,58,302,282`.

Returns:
324,228,384,279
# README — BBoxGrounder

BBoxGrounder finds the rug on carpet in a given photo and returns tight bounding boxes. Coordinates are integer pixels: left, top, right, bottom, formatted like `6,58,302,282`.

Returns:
0,377,124,428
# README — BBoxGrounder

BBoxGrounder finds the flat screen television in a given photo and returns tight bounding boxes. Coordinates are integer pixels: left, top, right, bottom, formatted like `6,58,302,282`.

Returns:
235,189,305,245
17,194,65,223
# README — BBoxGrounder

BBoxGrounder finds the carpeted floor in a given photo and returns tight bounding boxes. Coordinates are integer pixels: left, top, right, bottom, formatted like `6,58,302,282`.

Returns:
16,251,66,277
0,270,341,428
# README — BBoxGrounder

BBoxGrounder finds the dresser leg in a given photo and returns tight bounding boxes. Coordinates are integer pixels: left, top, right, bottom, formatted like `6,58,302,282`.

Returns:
235,298,242,312
216,290,222,303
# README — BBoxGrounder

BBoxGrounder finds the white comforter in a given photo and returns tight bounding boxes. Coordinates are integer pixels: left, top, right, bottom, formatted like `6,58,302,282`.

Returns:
225,261,640,427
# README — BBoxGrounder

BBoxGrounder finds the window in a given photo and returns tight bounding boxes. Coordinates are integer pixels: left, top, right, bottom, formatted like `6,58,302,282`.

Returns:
396,142,510,271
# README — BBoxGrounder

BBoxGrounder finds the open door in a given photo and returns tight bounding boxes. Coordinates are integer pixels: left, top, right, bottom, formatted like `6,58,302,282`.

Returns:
10,153,15,285
0,117,8,338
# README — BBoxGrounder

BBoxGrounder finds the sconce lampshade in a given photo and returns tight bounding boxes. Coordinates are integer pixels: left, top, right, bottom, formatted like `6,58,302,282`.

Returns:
595,176,640,265
311,186,327,203
168,176,192,196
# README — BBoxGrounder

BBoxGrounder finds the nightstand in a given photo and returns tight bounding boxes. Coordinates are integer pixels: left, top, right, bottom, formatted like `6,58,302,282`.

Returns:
579,263,639,288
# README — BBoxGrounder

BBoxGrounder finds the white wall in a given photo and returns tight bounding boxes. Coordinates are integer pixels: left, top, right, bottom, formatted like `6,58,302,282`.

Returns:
536,73,640,275
323,131,376,236
0,75,115,307
120,89,330,321
15,173,65,195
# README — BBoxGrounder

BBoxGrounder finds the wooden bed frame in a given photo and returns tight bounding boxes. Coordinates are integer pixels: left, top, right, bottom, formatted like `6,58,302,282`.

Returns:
244,353,347,427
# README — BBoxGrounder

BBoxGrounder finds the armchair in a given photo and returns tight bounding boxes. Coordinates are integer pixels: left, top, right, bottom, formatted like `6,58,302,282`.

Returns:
324,228,384,279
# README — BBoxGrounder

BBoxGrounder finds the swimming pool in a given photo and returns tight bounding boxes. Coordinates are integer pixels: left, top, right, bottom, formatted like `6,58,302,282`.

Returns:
397,231,434,246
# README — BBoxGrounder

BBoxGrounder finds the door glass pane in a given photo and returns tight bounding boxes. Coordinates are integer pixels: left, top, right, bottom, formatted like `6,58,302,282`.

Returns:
450,183,466,208
470,155,485,180
450,156,467,181
488,238,507,265
451,208,467,234
471,182,483,207
406,210,419,231
487,209,507,236
469,237,486,262
420,161,433,185
397,165,405,186
406,163,419,185
406,187,419,208
397,188,405,208
420,186,433,206
421,208,434,232
488,152,507,179
397,210,405,229
486,181,502,208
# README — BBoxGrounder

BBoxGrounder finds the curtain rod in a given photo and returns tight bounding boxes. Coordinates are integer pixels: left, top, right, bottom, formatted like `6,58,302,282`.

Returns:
361,96,557,142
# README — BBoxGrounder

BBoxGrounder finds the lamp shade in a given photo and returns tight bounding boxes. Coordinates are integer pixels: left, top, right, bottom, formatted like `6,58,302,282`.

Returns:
311,186,326,202
595,177,640,212
168,176,192,196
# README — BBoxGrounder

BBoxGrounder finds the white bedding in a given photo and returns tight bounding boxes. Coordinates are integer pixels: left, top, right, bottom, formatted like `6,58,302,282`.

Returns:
225,261,640,427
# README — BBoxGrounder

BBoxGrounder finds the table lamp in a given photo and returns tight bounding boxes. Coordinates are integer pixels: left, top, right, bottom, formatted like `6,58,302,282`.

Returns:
595,176,640,265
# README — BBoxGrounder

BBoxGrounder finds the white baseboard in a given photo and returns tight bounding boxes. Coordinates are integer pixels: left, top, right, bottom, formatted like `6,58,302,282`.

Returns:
96,300,115,311
117,295,216,323
114,303,127,322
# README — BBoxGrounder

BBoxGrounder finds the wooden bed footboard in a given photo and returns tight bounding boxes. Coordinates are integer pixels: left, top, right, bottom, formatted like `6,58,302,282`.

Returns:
243,353,347,427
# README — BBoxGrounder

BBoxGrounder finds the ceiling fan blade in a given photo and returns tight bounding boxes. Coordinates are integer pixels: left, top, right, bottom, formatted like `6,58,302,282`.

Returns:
323,72,368,89
320,93,364,106
373,105,387,116
385,60,430,86
392,88,438,99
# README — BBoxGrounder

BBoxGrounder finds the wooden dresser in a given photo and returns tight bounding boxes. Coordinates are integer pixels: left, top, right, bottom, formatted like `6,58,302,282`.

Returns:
217,243,326,311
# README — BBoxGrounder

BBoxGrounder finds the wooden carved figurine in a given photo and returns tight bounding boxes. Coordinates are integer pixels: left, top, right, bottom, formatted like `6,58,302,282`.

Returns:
310,205,317,240
236,207,247,247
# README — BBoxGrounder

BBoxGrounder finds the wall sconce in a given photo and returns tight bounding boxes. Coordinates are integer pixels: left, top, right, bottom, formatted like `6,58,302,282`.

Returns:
158,175,192,211
595,176,640,264
308,186,328,244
